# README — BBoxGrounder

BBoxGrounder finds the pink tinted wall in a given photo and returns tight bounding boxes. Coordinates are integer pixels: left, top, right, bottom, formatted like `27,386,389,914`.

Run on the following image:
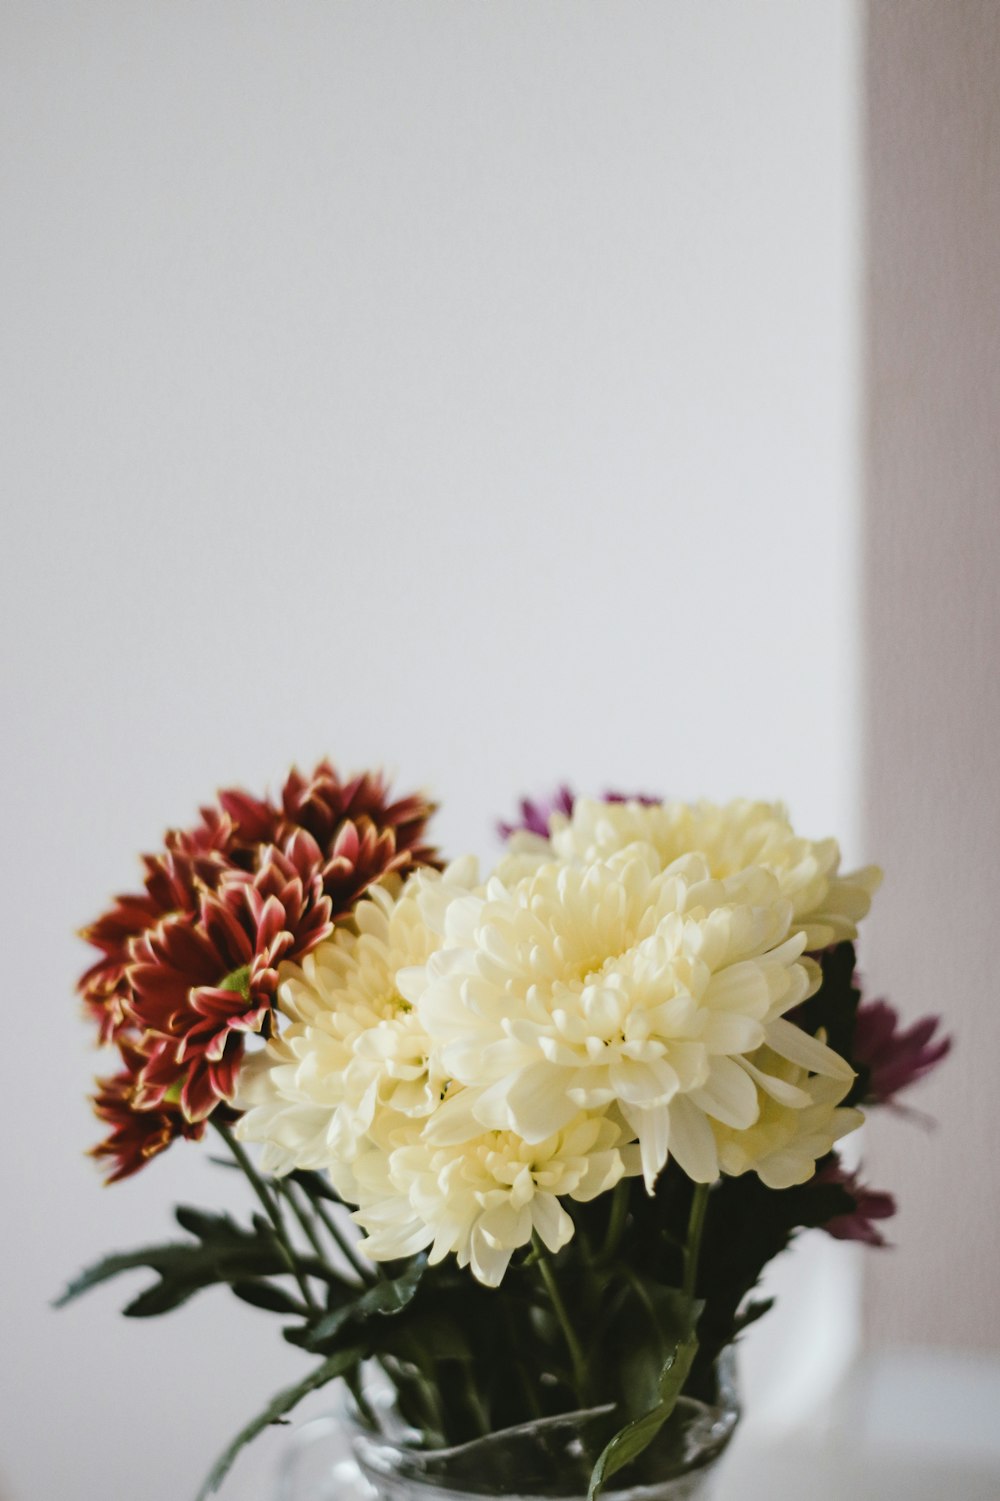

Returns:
863,0,1000,1349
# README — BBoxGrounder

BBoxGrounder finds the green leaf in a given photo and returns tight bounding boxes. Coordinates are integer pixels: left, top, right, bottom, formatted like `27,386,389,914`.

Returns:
55,1229,288,1314
391,1310,474,1364
287,1168,345,1205
693,1167,855,1377
298,1256,426,1353
231,1281,309,1316
792,941,863,1090
600,1275,698,1415
174,1206,243,1241
587,1324,700,1501
55,1204,353,1320
54,1245,211,1308
195,1345,366,1501
122,1233,293,1317
733,1296,774,1336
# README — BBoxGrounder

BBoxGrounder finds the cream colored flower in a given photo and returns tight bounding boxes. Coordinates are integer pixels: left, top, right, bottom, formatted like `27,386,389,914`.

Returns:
349,1102,628,1287
235,860,477,1176
711,1043,862,1188
499,797,881,951
405,846,851,1190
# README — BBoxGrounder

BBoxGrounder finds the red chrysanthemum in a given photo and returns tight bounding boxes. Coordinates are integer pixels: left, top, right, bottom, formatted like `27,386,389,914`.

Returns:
178,761,440,900
78,847,230,1044
129,837,335,1121
271,762,440,914
79,761,440,1177
89,1040,209,1184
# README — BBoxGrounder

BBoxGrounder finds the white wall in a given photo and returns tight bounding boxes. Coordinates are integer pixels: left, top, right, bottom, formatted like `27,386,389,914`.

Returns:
0,5,861,1499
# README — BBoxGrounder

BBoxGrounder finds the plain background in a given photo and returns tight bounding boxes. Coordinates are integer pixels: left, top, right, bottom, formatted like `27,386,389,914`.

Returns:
4,3,994,1500
861,0,1000,1362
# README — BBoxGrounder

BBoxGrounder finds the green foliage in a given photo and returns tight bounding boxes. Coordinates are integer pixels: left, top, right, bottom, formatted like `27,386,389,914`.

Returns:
57,1147,864,1499
285,1258,426,1354
57,1191,433,1497
587,1318,700,1501
54,1206,324,1318
61,947,871,1501
286,1167,345,1204
693,1165,855,1384
230,1280,307,1316
794,941,865,1099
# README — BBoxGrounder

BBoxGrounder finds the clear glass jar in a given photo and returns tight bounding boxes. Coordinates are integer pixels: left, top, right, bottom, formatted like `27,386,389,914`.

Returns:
278,1357,738,1501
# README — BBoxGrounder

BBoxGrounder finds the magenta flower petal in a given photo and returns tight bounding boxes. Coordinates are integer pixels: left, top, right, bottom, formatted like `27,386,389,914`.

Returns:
497,786,664,840
817,1159,897,1246
498,785,576,839
854,997,951,1104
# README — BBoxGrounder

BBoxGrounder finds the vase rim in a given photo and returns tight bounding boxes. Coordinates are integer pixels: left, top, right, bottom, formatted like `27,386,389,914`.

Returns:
349,1366,740,1501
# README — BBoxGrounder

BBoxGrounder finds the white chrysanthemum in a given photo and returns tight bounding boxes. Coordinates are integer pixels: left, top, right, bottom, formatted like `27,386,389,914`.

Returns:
404,846,852,1190
499,797,881,951
711,1044,862,1188
235,860,477,1176
348,1101,629,1287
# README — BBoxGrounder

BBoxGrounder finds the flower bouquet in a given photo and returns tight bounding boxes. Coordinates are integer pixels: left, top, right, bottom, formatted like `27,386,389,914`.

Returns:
60,763,949,1500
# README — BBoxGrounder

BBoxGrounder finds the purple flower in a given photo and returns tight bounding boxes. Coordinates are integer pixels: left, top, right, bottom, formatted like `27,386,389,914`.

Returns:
854,998,951,1105
497,786,576,840
497,786,664,841
817,1160,897,1247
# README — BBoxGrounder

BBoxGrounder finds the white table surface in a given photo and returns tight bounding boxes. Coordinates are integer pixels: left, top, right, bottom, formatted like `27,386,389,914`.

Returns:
711,1347,1000,1500
714,1439,1000,1501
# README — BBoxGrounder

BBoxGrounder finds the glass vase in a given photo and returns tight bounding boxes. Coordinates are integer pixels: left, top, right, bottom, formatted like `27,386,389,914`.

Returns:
277,1357,738,1501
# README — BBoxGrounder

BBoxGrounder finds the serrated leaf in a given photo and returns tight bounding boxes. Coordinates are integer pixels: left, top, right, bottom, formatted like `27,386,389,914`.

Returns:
299,1256,426,1352
174,1206,242,1241
54,1245,204,1308
231,1281,308,1316
56,1215,317,1320
587,1325,699,1501
195,1345,366,1501
281,1323,316,1350
123,1279,205,1318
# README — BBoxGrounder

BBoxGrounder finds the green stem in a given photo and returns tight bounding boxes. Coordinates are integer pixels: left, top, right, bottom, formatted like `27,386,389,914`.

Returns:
682,1182,710,1302
214,1121,318,1313
460,1374,492,1439
345,1369,377,1429
515,1359,544,1421
277,1180,327,1262
599,1179,630,1264
534,1235,589,1405
310,1193,376,1283
387,1356,446,1442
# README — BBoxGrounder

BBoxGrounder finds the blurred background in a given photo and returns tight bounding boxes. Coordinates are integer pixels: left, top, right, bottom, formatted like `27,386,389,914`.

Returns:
1,2,996,1498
